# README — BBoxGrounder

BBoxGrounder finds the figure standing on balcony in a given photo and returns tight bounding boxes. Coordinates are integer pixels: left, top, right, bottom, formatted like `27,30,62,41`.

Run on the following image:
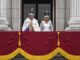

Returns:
22,8,40,32
40,10,53,32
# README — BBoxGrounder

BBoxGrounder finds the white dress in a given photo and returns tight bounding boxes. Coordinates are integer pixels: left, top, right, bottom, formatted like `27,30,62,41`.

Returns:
22,18,40,32
40,20,53,32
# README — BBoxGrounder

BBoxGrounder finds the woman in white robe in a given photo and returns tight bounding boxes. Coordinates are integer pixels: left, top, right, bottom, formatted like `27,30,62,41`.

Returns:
40,10,53,32
40,20,53,32
40,18,53,32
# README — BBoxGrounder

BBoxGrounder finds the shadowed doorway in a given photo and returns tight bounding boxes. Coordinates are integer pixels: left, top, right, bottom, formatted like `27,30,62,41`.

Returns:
22,0,56,30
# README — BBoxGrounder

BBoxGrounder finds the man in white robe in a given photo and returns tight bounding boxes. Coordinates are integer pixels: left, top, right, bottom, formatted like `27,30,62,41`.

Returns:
22,8,40,32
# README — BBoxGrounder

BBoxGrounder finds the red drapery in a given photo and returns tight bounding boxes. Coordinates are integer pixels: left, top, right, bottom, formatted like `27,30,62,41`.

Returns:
0,32,19,55
21,32,58,55
0,32,80,59
60,32,80,55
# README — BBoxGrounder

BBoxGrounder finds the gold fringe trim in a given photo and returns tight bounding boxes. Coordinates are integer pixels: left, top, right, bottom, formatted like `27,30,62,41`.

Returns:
57,47,80,60
20,48,58,60
0,48,80,60
20,47,80,60
57,32,60,46
18,32,21,46
0,48,20,60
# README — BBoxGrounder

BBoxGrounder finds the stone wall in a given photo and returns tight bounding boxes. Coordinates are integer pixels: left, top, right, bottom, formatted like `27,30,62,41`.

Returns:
56,0,70,31
0,0,21,31
0,0,70,31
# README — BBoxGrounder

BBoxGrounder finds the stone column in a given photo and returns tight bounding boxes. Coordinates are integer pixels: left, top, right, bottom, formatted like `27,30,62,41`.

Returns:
0,0,1,17
12,0,21,31
1,0,7,17
0,0,11,31
65,0,80,31
56,0,65,31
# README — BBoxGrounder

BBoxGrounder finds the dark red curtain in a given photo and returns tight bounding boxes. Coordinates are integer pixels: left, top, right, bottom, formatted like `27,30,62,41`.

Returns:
60,32,80,55
0,32,18,55
0,32,80,56
21,32,58,55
